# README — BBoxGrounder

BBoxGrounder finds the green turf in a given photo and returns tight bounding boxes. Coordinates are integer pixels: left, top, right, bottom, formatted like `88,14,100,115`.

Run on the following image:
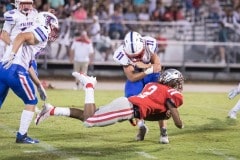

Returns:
0,89,239,160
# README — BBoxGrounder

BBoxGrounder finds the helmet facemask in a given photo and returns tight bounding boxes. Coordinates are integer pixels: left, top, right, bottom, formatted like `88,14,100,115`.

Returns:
125,47,144,62
48,25,59,42
16,0,33,14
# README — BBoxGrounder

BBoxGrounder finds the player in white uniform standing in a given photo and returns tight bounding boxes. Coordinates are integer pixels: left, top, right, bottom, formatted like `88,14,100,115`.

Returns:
228,83,240,119
0,0,47,95
0,12,59,143
113,31,170,144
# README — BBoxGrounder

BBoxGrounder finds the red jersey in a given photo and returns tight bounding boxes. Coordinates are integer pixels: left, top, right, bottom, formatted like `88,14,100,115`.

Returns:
128,82,183,119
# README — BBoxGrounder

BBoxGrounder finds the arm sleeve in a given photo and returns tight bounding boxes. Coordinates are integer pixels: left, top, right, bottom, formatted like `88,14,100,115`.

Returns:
32,26,49,42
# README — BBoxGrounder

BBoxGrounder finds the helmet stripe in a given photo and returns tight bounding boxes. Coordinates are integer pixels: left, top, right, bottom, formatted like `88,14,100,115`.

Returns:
130,31,135,53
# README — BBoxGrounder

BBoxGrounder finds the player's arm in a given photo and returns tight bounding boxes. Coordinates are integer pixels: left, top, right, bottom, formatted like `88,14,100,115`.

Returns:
29,66,41,86
0,30,11,45
123,65,150,82
29,66,47,101
150,53,162,73
166,98,184,129
12,32,39,54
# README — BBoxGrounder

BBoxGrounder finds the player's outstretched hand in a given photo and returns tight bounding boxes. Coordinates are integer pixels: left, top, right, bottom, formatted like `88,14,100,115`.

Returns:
2,53,15,69
38,84,47,101
228,83,240,99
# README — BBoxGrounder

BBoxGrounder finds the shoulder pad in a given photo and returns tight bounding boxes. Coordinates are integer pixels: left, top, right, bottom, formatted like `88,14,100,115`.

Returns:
143,36,157,54
3,9,21,24
113,45,131,66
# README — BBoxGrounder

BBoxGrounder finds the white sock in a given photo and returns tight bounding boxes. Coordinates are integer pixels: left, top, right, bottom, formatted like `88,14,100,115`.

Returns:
231,100,240,112
85,88,94,103
54,107,70,116
18,110,34,135
137,120,145,128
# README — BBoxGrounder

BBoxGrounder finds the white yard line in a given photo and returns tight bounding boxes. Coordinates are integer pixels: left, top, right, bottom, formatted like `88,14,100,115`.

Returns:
136,151,158,159
0,124,80,160
197,148,237,160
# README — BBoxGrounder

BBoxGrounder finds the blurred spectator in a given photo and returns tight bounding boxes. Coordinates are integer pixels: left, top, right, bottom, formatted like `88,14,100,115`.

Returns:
0,4,5,17
88,15,101,47
34,0,44,11
70,31,94,90
233,5,240,23
150,0,165,21
72,3,87,21
148,0,157,15
64,0,77,16
123,5,138,21
133,0,146,8
205,0,223,21
163,3,185,21
96,3,109,20
155,33,168,61
222,5,240,30
47,0,64,10
95,31,113,61
216,21,227,64
1,0,14,12
109,3,125,39
138,5,150,21
55,12,73,60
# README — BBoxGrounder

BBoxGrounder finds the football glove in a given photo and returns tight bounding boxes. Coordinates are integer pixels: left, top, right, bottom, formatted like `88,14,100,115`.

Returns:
228,83,240,99
37,84,47,101
144,66,153,75
2,52,15,69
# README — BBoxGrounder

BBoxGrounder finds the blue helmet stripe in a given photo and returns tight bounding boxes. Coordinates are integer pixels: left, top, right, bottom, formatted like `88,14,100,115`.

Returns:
34,27,47,41
130,31,134,53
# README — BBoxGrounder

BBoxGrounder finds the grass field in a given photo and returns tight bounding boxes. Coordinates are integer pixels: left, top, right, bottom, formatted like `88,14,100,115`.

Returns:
0,88,239,160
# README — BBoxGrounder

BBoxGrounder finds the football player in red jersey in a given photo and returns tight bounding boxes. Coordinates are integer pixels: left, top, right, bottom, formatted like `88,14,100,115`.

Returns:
35,68,184,142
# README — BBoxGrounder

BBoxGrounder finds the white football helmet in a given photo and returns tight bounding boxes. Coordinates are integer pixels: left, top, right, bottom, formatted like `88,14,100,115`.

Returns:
35,12,59,42
159,69,184,92
123,31,144,61
15,0,33,14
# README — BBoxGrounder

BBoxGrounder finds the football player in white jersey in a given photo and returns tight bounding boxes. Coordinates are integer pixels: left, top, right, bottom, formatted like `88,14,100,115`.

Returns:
0,0,47,100
113,31,170,144
228,83,240,119
1,0,38,46
0,12,59,143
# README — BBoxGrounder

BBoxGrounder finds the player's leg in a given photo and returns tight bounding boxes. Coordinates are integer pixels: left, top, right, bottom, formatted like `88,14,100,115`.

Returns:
84,97,134,127
35,72,97,124
144,73,169,143
228,99,240,119
10,69,39,143
125,80,148,140
159,120,169,144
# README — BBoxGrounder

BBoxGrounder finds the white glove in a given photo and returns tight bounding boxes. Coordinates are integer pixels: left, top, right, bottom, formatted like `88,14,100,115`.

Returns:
228,83,240,99
144,66,153,75
37,84,47,101
2,52,15,69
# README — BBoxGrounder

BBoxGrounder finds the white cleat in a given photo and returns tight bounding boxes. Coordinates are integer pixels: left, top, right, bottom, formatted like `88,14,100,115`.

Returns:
72,72,97,89
228,110,237,119
160,135,169,144
35,103,54,125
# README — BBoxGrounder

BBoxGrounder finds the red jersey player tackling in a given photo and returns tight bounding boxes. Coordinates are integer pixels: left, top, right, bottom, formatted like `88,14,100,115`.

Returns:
35,68,184,142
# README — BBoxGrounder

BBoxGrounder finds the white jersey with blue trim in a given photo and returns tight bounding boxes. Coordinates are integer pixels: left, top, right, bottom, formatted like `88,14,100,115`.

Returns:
2,25,48,70
113,36,157,66
3,9,38,42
